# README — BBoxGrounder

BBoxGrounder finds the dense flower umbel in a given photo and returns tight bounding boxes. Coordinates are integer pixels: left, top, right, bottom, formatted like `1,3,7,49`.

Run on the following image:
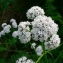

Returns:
26,6,45,19
12,21,31,44
16,56,35,63
45,34,60,50
18,21,31,44
31,15,58,42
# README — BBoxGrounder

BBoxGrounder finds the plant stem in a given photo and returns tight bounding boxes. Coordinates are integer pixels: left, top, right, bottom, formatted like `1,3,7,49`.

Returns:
35,42,48,63
41,42,48,63
35,51,49,63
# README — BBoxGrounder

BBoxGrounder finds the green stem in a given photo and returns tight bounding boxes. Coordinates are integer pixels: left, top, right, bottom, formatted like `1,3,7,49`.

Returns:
35,50,49,63
41,42,48,63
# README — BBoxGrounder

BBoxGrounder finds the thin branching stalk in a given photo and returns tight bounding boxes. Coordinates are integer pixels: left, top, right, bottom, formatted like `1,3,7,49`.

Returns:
35,42,63,63
35,50,49,63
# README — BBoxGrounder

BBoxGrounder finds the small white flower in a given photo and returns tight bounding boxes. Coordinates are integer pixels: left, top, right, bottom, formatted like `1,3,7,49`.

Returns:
35,45,43,56
7,25,11,28
0,30,5,35
22,56,27,61
10,18,17,28
26,6,45,19
10,18,16,23
12,22,17,28
3,25,11,33
2,23,7,28
16,56,34,63
36,52,42,56
31,43,36,49
12,31,18,38
18,21,31,44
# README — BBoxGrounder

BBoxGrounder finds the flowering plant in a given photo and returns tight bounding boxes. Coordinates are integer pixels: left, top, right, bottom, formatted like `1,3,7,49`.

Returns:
0,6,61,63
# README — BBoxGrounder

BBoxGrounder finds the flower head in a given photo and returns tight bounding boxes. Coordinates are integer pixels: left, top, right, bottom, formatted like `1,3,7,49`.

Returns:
0,30,5,35
45,34,60,50
16,56,35,63
26,6,45,19
12,31,18,38
12,22,17,28
10,19,17,28
3,25,11,33
17,21,31,44
10,18,16,23
31,43,36,49
31,15,58,42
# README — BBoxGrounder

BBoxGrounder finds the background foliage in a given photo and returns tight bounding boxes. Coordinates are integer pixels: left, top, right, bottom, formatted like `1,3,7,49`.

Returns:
0,0,63,63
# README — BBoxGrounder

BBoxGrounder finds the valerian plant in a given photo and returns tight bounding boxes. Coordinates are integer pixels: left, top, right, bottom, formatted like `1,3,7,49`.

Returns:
0,6,62,63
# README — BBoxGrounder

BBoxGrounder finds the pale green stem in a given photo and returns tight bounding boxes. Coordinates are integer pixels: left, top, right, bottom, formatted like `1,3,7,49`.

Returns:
35,50,50,63
35,42,63,63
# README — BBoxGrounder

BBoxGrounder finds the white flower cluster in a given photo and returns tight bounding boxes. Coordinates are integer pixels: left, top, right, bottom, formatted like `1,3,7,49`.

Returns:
27,6,60,56
12,21,31,44
26,6,45,19
3,25,11,33
45,34,60,50
0,18,17,37
18,21,31,44
16,56,35,63
31,15,58,42
35,45,43,56
0,23,11,37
